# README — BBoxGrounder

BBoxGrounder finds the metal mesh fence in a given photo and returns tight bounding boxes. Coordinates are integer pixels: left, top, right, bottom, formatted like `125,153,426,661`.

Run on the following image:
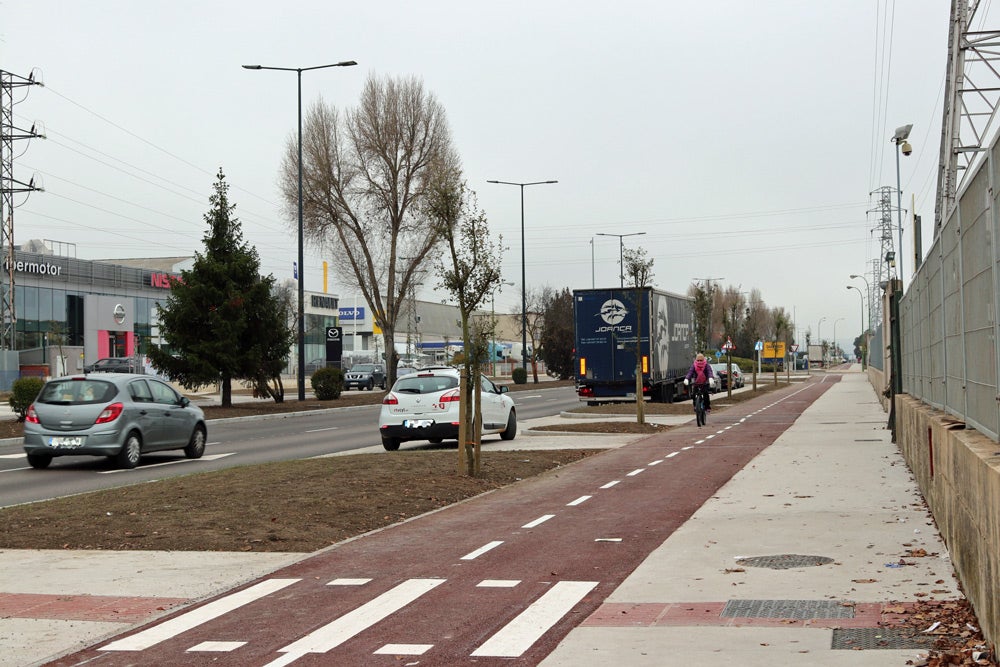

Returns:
899,136,1000,441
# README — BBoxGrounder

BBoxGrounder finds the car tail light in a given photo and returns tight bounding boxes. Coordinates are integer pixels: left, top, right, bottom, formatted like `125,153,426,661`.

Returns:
440,389,461,403
25,405,39,424
95,402,124,424
382,394,398,405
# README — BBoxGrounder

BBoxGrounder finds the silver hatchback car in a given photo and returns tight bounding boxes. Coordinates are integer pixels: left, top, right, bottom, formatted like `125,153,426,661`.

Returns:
23,374,207,470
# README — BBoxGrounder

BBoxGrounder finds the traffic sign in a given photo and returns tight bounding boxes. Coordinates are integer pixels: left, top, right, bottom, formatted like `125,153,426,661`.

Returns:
790,344,799,352
754,340,763,351
715,350,722,359
722,337,735,351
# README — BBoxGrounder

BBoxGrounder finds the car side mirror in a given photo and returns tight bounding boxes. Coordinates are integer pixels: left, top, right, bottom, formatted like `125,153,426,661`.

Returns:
499,385,509,394
179,396,190,407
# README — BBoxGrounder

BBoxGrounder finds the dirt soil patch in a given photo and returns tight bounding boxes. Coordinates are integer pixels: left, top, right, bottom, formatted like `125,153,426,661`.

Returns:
0,449,601,552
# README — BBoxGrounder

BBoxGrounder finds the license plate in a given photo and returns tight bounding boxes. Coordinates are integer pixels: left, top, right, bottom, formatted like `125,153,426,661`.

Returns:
403,419,434,428
49,436,85,449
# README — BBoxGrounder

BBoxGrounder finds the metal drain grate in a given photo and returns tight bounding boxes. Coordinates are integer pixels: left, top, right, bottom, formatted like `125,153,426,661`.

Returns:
722,599,855,619
832,627,943,650
736,554,834,569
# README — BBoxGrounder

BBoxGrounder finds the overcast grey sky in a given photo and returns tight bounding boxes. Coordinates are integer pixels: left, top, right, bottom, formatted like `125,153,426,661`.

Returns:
1,1,961,352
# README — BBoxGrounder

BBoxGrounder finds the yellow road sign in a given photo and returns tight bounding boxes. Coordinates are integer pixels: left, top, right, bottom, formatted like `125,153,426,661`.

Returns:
763,341,786,358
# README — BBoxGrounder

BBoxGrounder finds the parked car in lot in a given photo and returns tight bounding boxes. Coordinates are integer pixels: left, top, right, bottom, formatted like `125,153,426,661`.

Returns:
344,363,386,391
84,357,140,374
305,358,328,374
396,366,419,379
710,362,744,391
23,374,207,470
378,367,516,451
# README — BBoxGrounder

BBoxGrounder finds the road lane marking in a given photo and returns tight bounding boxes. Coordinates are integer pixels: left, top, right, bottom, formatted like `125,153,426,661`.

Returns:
478,580,520,587
648,460,663,466
0,454,25,459
626,468,644,476
566,496,591,506
471,581,599,657
694,440,706,444
522,515,555,529
101,578,300,651
99,453,235,474
666,452,679,458
595,538,622,542
306,427,339,433
188,641,246,652
461,541,505,560
275,578,445,656
599,481,620,489
682,446,694,450
327,578,372,586
374,644,432,655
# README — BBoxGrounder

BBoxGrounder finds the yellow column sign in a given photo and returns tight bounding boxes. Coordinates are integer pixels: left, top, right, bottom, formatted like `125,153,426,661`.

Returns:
763,342,786,358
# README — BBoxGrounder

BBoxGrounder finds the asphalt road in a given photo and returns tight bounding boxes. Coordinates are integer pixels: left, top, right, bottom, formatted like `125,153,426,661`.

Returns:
0,386,580,508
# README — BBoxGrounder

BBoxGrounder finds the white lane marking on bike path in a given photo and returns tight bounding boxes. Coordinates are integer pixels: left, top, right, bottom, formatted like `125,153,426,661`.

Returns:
462,541,505,559
272,578,445,660
471,581,599,657
100,578,300,651
626,468,644,476
600,480,620,489
522,515,555,528
566,496,592,506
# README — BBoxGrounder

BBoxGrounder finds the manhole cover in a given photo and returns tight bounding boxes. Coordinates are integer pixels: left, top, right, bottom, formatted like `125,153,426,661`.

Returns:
832,627,943,650
723,599,854,620
736,554,834,569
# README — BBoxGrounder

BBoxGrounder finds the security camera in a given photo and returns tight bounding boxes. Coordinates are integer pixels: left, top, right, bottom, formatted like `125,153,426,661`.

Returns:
901,141,913,156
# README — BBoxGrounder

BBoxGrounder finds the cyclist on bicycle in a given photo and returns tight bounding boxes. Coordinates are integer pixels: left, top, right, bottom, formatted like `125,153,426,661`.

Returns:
683,353,716,411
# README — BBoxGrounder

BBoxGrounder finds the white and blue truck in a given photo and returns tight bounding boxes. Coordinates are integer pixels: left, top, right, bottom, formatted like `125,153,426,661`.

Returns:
574,287,695,404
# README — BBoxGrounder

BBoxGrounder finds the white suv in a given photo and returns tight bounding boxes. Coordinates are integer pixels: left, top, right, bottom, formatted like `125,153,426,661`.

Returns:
378,367,517,451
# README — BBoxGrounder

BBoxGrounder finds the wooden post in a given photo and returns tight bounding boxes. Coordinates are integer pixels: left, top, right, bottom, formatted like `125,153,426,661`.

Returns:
457,368,468,475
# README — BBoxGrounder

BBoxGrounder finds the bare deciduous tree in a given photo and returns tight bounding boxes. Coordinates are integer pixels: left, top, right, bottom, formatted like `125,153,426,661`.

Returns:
281,73,457,387
523,286,553,384
624,247,654,425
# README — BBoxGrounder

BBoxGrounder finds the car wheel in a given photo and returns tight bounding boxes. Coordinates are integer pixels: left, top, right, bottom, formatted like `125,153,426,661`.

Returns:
184,425,206,459
381,437,401,451
499,410,517,440
115,432,142,469
27,453,52,469
366,379,374,391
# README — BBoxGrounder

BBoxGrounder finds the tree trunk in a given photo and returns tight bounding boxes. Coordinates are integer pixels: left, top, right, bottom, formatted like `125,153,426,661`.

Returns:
221,377,232,408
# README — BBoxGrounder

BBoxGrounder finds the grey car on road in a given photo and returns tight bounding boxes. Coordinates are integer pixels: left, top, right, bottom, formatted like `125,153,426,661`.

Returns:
23,373,207,470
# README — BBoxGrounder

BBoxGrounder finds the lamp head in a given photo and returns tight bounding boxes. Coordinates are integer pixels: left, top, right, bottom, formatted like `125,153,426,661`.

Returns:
885,250,896,267
893,124,913,142
242,65,262,70
901,141,912,156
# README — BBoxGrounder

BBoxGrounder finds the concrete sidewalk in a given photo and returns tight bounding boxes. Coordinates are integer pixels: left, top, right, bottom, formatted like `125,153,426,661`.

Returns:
0,367,968,666
542,369,960,666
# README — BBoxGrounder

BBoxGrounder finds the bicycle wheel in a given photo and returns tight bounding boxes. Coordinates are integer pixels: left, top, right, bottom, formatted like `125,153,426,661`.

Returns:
695,395,705,427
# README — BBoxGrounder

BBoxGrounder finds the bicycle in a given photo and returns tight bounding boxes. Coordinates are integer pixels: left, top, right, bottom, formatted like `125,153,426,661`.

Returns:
692,384,708,427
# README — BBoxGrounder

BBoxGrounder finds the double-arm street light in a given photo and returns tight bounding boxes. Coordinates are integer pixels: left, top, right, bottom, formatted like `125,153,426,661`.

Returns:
486,179,558,371
243,60,357,400
849,273,871,326
596,232,646,288
832,317,845,363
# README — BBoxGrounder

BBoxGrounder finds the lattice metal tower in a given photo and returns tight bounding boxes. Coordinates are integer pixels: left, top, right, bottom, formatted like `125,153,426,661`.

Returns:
936,1,1000,234
868,186,897,326
0,69,45,350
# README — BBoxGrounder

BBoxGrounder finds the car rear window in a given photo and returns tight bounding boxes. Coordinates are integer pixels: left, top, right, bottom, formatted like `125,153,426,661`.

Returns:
394,374,459,394
39,379,117,405
352,365,375,372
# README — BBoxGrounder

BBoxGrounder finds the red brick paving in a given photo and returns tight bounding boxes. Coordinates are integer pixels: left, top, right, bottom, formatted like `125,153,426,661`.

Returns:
0,592,186,623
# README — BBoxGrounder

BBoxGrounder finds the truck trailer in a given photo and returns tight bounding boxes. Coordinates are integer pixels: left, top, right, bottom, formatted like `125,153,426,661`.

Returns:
574,287,695,404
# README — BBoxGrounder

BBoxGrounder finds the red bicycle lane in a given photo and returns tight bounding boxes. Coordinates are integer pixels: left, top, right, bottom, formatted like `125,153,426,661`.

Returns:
48,376,838,667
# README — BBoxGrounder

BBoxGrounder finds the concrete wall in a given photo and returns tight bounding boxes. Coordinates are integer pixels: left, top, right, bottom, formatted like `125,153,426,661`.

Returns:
896,395,1000,646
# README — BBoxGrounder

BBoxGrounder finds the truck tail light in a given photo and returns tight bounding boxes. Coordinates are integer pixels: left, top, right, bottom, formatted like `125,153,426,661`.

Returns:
578,386,594,398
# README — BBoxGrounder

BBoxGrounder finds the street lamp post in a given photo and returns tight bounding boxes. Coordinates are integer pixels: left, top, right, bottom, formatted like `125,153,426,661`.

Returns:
486,179,558,372
817,316,826,368
832,317,844,364
596,232,646,287
892,124,913,284
242,60,357,401
491,280,515,376
847,285,865,365
850,274,872,329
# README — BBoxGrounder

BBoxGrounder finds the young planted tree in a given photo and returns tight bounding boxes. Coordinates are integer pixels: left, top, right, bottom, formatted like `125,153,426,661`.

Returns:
689,280,716,352
771,307,792,385
425,170,504,476
540,287,574,380
282,73,457,389
148,170,291,407
623,247,654,425
523,286,552,383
